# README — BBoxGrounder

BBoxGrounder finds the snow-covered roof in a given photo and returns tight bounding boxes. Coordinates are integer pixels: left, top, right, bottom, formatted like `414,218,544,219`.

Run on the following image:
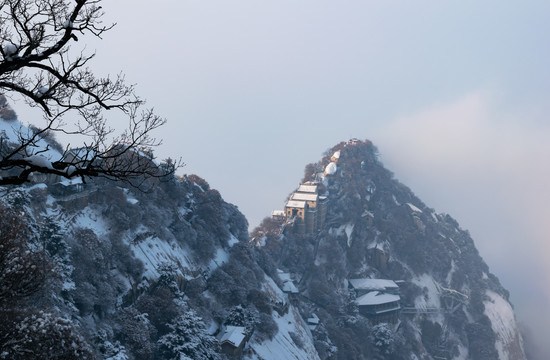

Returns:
59,177,83,186
297,184,318,193
356,291,400,306
277,270,299,294
285,200,306,209
324,162,337,175
332,150,341,159
219,326,247,347
277,270,292,282
291,192,318,202
272,210,285,217
348,278,399,291
307,313,320,325
282,281,299,294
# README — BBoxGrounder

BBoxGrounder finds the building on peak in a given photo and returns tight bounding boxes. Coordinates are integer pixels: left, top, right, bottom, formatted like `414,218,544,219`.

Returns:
297,182,318,194
284,181,328,234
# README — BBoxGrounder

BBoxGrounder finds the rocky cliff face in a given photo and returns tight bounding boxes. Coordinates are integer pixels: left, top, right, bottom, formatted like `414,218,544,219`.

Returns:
255,139,526,360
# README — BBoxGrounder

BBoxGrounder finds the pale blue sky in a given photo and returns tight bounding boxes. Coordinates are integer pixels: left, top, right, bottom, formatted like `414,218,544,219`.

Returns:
12,1,550,356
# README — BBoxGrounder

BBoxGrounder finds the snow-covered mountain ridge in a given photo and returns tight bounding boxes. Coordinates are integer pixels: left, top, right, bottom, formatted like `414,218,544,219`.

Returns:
0,113,526,360
0,113,318,359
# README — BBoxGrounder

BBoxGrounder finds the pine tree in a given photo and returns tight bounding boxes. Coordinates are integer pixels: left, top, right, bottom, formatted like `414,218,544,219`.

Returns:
157,310,220,360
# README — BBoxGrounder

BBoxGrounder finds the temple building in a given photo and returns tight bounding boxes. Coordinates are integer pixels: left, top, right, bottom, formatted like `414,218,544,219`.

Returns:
284,181,328,234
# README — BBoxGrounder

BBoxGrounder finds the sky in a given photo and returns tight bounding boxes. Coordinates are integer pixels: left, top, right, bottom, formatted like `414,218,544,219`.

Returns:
11,1,550,357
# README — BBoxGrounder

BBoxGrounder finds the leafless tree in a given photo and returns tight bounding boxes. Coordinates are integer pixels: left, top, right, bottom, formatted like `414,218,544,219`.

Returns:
0,0,181,186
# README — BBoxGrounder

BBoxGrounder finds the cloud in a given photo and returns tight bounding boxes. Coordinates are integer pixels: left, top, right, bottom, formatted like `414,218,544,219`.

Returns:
373,90,550,356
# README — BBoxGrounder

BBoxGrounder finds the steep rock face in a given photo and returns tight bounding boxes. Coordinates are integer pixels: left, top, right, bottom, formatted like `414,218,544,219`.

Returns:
257,139,526,360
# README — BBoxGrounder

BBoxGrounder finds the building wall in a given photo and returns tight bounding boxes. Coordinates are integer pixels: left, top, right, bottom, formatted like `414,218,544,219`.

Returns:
305,209,316,234
316,199,328,230
358,302,400,324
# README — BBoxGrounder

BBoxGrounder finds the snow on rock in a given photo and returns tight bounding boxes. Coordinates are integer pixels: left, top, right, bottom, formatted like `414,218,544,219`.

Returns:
344,223,354,246
208,248,229,272
125,193,138,205
324,162,337,176
446,260,456,285
484,290,525,360
228,234,239,247
262,275,287,306
411,274,443,323
72,208,109,237
131,234,194,282
406,203,422,213
392,195,401,205
455,343,469,360
361,210,374,218
328,223,354,246
0,118,62,161
248,305,320,360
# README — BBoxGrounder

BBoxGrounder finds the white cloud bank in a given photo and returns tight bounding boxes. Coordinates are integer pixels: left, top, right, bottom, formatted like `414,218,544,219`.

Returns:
374,90,550,356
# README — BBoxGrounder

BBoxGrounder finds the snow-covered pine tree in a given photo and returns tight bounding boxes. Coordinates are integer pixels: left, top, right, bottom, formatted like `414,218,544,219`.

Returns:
157,310,219,360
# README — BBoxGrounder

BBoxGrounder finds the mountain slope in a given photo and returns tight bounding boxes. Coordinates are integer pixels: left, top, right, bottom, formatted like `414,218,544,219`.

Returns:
0,110,526,360
255,139,526,360
0,114,317,359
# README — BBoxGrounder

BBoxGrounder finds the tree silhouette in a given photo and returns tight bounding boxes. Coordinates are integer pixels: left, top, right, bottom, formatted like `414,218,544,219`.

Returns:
0,0,181,186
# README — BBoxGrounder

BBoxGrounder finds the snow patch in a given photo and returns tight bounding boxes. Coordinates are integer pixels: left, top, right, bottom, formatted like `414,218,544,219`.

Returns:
324,162,337,175
328,223,354,246
344,223,354,247
392,195,401,205
248,305,320,360
484,290,522,360
446,260,456,285
209,248,229,271
131,235,193,281
262,275,286,306
454,343,469,360
406,203,422,213
228,234,239,247
411,274,443,323
72,208,108,237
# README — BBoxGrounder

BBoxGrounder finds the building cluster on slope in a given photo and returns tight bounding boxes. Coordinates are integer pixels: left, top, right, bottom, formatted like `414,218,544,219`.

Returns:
281,181,328,235
348,278,401,324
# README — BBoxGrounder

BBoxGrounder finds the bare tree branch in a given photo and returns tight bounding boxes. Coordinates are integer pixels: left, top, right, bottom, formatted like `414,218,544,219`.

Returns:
0,0,182,187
